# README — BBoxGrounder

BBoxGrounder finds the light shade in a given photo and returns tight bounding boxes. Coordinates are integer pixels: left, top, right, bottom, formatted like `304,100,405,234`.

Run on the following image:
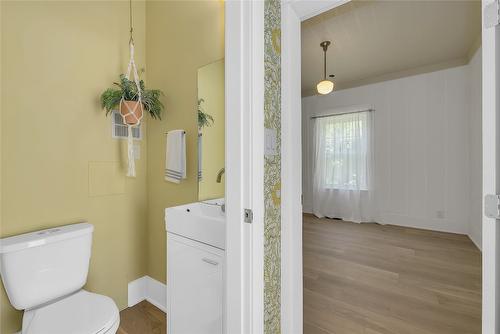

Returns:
317,80,334,95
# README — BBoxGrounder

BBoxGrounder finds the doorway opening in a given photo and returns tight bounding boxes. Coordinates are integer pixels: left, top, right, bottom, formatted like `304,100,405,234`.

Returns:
300,1,482,333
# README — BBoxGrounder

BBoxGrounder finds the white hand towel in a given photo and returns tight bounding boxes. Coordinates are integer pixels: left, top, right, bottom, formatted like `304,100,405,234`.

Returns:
165,130,186,183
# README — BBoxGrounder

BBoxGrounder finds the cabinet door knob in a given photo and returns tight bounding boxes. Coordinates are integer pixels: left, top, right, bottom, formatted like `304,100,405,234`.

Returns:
202,258,219,265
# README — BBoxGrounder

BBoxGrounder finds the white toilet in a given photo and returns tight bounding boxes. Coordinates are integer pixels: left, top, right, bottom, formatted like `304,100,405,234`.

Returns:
0,223,120,334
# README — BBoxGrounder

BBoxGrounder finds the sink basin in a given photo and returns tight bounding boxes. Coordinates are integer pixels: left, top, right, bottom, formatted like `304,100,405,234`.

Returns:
165,201,225,250
200,197,225,207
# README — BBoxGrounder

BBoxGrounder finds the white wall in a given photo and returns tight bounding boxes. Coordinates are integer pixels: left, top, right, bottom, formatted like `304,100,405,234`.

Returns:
468,48,482,249
302,50,482,240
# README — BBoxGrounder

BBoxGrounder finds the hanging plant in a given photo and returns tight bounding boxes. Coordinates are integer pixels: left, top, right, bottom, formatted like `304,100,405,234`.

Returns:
100,74,164,124
198,98,214,129
99,0,163,178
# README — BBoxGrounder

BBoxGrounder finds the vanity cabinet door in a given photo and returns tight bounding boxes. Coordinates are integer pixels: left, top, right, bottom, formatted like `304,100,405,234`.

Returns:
167,233,224,334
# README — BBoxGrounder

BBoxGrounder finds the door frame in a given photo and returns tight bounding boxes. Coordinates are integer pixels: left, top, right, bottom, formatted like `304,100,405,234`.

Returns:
481,0,498,331
225,1,264,334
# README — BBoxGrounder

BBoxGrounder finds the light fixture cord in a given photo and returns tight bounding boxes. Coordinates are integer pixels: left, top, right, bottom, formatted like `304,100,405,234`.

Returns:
129,0,134,45
323,48,327,80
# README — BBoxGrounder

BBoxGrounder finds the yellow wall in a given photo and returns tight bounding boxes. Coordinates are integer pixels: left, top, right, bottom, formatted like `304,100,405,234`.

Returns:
0,2,148,332
145,0,224,283
0,1,224,331
198,59,225,201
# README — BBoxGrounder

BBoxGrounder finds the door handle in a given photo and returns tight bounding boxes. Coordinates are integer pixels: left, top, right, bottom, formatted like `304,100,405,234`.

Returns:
202,258,219,265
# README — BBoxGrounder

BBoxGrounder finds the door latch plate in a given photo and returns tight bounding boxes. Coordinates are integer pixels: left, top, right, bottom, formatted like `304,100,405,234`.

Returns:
485,194,500,219
484,0,500,28
244,209,253,224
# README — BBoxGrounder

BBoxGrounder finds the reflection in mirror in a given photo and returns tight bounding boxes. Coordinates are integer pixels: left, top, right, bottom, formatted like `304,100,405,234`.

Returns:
197,59,225,201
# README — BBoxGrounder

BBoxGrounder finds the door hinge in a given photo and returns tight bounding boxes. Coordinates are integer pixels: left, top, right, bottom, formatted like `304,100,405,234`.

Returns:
484,0,500,28
244,208,253,224
485,194,500,219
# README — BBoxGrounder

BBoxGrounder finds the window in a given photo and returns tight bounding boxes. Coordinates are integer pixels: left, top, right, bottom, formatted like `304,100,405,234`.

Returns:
314,111,371,190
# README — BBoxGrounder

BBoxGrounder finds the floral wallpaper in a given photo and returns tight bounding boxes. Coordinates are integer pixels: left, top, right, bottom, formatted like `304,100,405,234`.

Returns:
264,0,281,333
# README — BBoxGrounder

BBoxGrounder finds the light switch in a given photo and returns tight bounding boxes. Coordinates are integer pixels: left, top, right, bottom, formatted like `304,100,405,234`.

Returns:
265,127,277,156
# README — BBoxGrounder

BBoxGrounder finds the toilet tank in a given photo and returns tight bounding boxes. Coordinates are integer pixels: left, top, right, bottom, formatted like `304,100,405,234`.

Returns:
0,223,93,310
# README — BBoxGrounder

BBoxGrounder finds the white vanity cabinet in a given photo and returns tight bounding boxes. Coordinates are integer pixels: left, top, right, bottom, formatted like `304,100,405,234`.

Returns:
167,232,224,334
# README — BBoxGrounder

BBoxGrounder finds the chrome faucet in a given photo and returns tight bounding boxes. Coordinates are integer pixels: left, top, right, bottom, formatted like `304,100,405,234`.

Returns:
216,168,225,183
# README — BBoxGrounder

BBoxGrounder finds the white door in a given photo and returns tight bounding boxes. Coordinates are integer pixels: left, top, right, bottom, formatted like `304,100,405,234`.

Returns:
167,234,224,334
482,0,499,332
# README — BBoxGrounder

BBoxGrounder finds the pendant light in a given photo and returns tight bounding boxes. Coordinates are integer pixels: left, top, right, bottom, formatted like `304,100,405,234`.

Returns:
317,41,335,95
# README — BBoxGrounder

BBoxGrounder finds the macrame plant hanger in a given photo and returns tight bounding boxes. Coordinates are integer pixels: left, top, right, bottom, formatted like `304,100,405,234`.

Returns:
120,0,143,177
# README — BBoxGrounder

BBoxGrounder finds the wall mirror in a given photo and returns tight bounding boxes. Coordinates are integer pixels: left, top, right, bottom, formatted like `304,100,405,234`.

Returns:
197,59,225,201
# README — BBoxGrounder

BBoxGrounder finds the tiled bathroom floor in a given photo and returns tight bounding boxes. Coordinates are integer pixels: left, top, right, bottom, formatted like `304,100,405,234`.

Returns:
118,301,166,334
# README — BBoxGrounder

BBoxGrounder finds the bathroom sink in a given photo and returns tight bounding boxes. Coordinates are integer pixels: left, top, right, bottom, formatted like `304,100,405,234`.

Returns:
200,197,225,207
165,200,225,250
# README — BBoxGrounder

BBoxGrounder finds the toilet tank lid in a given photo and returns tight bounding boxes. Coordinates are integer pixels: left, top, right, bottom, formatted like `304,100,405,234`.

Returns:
0,223,93,254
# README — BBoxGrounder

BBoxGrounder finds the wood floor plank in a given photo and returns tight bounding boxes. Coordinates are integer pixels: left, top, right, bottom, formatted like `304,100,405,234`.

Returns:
303,215,482,334
118,301,166,334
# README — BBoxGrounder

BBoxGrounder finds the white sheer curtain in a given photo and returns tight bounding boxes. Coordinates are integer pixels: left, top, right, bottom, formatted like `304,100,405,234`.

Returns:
312,111,376,222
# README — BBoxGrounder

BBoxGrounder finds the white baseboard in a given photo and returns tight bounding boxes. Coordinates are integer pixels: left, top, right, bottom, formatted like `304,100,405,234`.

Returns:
128,276,149,307
468,231,482,252
379,213,468,235
303,204,312,214
128,276,167,313
145,277,167,313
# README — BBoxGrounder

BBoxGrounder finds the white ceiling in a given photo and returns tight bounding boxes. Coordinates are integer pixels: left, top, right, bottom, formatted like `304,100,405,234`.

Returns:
301,0,481,96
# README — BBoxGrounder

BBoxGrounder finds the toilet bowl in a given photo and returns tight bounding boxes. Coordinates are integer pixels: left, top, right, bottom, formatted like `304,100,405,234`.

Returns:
0,223,120,334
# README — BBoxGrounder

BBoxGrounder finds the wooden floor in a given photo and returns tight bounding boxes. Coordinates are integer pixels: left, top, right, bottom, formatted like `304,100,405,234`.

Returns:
303,214,482,334
118,301,166,334
117,216,481,334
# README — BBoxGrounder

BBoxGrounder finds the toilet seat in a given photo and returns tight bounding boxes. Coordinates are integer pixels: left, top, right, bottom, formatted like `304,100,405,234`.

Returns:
22,289,119,334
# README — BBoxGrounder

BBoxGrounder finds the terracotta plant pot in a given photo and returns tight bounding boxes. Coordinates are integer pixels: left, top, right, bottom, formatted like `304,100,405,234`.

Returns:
120,100,144,125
